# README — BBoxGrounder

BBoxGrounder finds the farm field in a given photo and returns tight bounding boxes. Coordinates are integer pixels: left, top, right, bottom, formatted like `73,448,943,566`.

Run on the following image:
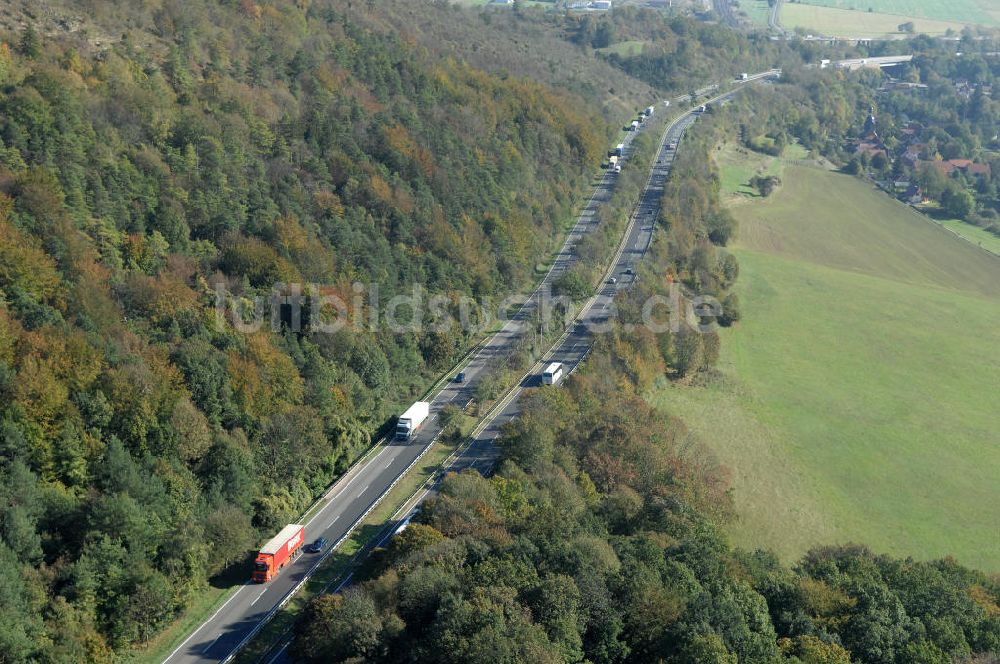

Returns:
795,0,1000,27
650,146,1000,571
781,3,972,37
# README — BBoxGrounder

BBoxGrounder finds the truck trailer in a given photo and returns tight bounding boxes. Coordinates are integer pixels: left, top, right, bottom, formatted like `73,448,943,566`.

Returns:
542,362,564,385
252,524,304,583
396,401,430,441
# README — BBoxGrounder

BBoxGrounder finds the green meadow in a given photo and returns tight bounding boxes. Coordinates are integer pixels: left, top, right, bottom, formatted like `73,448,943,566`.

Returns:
651,147,1000,571
795,0,1000,27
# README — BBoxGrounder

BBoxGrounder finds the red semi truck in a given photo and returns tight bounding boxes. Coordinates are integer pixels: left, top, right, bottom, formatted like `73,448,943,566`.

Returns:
252,524,304,583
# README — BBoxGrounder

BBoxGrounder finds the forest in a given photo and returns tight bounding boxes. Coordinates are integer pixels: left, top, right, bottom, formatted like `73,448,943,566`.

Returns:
0,0,618,658
2,0,999,661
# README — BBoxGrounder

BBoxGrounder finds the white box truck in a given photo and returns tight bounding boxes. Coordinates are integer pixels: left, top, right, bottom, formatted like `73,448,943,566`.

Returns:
396,401,430,441
645,105,655,116
630,120,639,131
615,143,624,156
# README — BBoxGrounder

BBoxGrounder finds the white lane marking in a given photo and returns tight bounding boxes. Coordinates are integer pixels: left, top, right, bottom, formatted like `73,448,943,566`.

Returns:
266,641,292,664
249,590,267,607
204,634,222,654
328,515,341,529
357,484,369,499
163,581,252,662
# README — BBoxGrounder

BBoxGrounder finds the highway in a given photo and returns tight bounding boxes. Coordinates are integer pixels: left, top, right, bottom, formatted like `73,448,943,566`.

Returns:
164,96,653,664
163,73,775,664
447,110,700,476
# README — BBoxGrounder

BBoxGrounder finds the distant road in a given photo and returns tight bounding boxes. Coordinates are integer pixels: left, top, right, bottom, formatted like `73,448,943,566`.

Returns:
163,72,779,664
769,0,786,36
712,0,740,28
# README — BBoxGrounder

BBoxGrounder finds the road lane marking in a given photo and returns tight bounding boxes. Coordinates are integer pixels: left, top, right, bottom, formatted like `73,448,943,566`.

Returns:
163,581,253,662
357,484,369,499
266,641,292,664
250,590,267,607
204,633,222,654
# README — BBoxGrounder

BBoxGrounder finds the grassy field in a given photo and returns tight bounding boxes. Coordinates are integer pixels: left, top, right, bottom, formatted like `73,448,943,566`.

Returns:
796,0,1000,26
714,142,808,200
934,218,1000,257
739,0,774,25
650,146,1000,571
781,3,972,37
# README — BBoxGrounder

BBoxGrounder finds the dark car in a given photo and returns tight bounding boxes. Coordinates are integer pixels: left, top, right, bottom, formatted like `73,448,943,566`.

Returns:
455,371,466,383
305,537,328,553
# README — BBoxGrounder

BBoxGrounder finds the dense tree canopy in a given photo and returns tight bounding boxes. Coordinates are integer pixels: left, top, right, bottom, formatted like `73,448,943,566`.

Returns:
0,0,621,658
294,340,1000,664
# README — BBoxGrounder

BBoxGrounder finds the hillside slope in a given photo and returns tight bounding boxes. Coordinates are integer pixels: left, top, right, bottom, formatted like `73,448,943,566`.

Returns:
0,1,654,658
655,153,1000,570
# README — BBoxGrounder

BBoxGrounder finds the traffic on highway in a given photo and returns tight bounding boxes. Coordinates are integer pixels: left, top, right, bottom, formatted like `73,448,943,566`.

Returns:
162,72,775,664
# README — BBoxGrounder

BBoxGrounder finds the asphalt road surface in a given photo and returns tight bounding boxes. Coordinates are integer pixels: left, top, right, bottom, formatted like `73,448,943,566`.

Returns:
448,111,702,476
164,76,770,664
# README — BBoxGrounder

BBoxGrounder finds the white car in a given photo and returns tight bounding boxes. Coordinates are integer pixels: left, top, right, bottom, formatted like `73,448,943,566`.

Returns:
608,277,617,285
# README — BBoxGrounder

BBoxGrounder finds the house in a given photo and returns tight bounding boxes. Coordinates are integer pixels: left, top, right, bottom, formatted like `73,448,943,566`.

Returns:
955,79,976,99
855,140,887,161
899,122,923,142
917,159,991,179
901,143,926,165
967,162,991,178
903,184,925,205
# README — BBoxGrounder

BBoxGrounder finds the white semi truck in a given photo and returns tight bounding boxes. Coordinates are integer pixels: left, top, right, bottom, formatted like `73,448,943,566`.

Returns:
396,401,430,441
